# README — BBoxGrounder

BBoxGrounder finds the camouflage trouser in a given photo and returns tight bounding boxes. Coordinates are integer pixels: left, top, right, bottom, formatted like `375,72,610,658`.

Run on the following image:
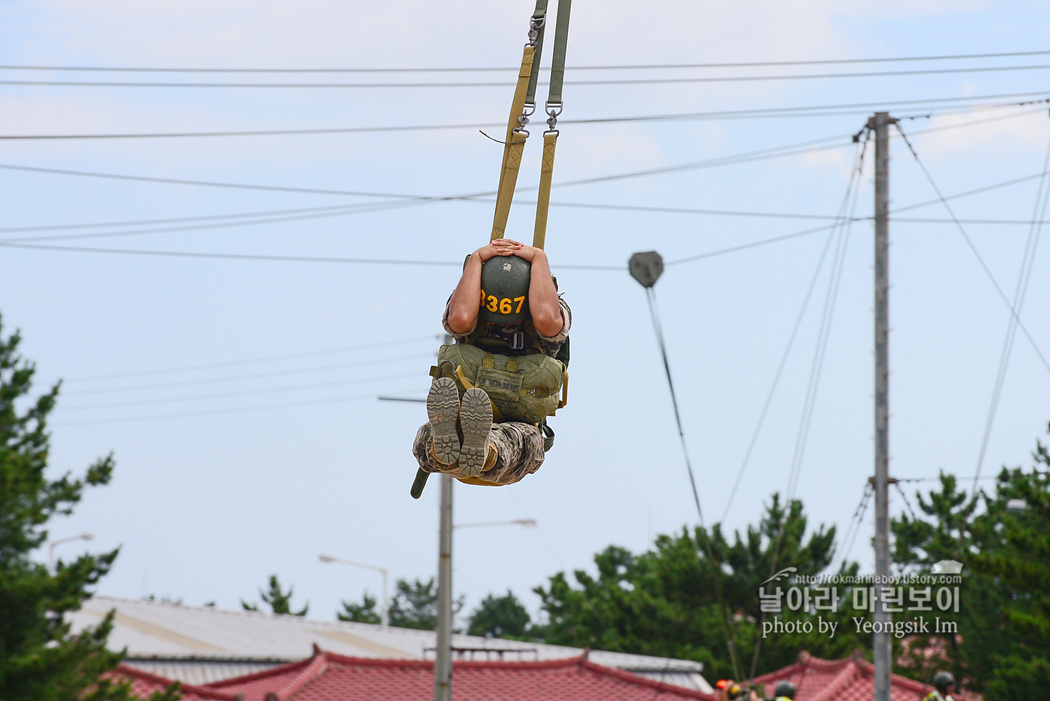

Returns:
411,420,546,486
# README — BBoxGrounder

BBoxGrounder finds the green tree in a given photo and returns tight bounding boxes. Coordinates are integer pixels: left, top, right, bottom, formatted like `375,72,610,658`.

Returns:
466,590,532,639
891,427,1050,700
0,318,178,700
242,574,308,616
387,578,463,631
532,494,865,679
337,592,381,624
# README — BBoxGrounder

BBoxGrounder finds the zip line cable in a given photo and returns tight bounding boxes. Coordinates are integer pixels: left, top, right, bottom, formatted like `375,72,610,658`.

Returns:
894,124,1050,380
4,91,1047,140
6,49,1050,73
5,62,1050,89
721,136,870,523
642,284,743,680
971,126,1050,494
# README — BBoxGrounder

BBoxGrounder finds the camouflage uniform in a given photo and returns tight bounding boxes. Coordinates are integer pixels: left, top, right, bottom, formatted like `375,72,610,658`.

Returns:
411,296,571,486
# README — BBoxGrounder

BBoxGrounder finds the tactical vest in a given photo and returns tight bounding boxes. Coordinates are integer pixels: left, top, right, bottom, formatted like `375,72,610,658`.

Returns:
431,320,567,428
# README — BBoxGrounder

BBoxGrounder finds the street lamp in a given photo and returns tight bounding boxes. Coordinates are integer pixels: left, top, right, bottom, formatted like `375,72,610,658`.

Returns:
319,554,389,628
48,532,94,574
455,518,537,530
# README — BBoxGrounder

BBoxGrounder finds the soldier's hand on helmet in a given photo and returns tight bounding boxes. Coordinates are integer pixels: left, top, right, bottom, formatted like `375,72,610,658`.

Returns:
507,244,546,263
476,239,524,261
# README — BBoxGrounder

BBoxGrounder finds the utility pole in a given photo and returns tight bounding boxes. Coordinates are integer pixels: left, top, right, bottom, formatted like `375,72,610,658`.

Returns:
434,474,453,701
870,111,893,701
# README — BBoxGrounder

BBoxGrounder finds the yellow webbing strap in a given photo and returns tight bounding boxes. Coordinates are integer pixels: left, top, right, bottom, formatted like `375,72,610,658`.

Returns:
456,475,501,487
558,367,569,409
532,130,558,250
491,44,536,241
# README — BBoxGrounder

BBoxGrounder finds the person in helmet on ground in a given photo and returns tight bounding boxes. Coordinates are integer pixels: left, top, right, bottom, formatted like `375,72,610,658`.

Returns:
923,671,955,701
772,680,795,701
411,237,570,486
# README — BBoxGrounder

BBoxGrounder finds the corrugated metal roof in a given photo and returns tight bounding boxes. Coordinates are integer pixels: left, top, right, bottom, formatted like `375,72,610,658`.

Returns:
73,596,712,692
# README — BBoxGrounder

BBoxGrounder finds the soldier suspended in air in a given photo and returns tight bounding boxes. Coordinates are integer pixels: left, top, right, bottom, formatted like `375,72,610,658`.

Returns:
410,238,569,496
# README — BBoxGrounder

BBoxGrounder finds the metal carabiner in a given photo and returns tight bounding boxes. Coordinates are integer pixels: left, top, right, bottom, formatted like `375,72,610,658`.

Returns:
518,103,536,131
545,102,563,132
527,15,546,47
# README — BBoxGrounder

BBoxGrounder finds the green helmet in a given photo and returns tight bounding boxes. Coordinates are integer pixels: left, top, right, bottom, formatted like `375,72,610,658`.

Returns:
479,255,531,324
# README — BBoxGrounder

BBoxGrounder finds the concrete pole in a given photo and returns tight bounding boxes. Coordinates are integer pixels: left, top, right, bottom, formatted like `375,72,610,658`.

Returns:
434,474,453,701
871,111,892,701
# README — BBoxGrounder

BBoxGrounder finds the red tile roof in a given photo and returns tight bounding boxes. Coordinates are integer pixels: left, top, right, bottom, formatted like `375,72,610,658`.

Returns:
203,647,717,701
749,652,972,701
107,664,240,701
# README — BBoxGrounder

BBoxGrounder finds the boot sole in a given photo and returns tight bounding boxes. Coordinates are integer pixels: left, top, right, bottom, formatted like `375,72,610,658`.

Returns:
459,388,493,477
427,377,460,465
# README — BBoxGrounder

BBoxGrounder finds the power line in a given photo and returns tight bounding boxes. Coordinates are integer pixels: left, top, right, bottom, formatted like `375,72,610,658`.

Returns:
51,390,414,427
5,63,1050,89
6,169,1048,268
0,163,441,200
8,169,1050,241
57,371,421,412
721,135,869,523
61,352,435,396
3,91,1047,140
64,335,440,382
5,49,1050,73
895,124,1050,380
3,108,1036,207
971,128,1050,494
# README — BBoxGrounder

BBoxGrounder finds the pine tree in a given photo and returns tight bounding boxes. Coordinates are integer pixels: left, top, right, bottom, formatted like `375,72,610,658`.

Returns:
532,494,864,678
337,592,381,624
0,316,178,700
241,574,309,616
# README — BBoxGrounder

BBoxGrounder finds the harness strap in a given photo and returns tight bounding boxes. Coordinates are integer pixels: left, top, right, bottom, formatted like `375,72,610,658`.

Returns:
532,130,558,250
532,0,570,249
490,38,538,241
545,0,572,106
525,0,549,107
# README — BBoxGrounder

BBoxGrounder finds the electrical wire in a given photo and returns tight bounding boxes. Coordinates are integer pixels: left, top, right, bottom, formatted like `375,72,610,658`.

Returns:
60,352,435,396
721,135,870,523
9,167,1050,242
0,162,442,200
3,91,1047,141
56,371,421,412
971,126,1050,494
894,124,1050,380
5,62,1050,89
832,482,874,572
6,49,1050,73
63,334,440,382
745,132,867,680
51,389,417,427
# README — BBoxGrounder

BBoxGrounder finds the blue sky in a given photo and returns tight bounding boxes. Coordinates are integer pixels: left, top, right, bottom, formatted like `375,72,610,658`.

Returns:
2,0,1049,626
